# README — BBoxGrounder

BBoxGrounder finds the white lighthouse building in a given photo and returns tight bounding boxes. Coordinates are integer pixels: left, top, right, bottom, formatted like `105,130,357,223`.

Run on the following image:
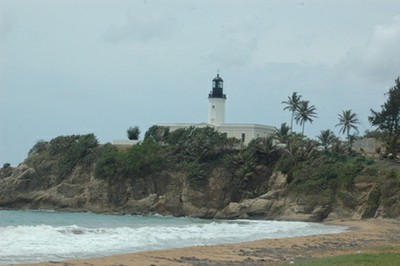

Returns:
208,74,226,125
158,74,275,144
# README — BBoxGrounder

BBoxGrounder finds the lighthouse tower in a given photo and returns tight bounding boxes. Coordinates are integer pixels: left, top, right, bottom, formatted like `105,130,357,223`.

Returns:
208,74,226,125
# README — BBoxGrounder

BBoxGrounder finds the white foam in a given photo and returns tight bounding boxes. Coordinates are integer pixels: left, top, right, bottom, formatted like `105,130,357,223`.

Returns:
0,213,346,265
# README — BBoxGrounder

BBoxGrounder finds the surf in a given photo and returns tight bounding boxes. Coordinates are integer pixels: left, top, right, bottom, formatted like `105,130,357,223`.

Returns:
0,210,346,265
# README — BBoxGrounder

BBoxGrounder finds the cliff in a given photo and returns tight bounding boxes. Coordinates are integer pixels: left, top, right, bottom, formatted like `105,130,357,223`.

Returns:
1,132,399,221
1,157,399,222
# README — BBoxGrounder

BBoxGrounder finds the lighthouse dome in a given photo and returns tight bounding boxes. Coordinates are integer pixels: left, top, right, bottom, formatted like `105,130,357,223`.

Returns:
209,74,226,99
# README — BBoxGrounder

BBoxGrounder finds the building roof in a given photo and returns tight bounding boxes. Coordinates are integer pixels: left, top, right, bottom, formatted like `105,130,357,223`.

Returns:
213,74,223,82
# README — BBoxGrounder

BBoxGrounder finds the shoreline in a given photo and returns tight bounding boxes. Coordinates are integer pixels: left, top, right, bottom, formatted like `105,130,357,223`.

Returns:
16,219,400,266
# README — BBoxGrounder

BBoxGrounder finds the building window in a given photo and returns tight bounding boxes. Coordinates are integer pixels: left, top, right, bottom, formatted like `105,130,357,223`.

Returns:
241,133,245,143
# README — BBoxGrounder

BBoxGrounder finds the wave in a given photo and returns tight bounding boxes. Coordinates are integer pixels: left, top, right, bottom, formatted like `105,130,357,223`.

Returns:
0,214,346,265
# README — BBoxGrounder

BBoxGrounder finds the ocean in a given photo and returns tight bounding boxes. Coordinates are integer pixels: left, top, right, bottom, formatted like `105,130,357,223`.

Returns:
0,210,346,265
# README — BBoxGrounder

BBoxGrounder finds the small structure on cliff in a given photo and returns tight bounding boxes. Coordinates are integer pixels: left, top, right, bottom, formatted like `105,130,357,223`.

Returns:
158,74,275,144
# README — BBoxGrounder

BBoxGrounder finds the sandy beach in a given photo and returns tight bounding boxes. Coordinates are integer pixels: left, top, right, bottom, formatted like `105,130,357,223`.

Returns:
18,219,400,266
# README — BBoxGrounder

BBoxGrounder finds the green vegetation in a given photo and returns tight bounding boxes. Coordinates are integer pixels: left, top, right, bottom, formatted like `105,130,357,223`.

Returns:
369,77,400,158
127,126,140,140
282,92,302,134
336,109,360,152
144,125,170,144
95,140,166,180
275,123,290,144
26,134,99,177
284,153,371,205
295,100,318,136
288,252,400,266
165,126,238,187
316,129,336,151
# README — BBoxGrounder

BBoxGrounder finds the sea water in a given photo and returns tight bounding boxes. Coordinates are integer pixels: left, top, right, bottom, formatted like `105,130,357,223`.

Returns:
0,210,346,265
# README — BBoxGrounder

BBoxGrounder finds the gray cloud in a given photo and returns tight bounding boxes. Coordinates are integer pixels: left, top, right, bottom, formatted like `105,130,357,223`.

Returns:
341,15,400,81
206,33,259,67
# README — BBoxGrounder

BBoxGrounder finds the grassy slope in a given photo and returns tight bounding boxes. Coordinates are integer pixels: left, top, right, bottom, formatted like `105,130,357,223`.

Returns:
288,252,400,266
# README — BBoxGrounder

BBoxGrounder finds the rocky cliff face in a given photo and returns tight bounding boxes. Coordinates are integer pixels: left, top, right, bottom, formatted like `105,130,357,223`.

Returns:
215,171,400,221
1,159,399,222
0,161,236,217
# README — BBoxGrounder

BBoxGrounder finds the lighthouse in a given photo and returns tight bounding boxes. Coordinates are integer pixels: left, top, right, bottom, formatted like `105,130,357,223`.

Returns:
156,74,276,146
208,74,226,125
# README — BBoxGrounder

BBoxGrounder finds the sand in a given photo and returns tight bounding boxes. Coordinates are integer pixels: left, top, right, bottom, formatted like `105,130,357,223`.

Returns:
17,219,400,266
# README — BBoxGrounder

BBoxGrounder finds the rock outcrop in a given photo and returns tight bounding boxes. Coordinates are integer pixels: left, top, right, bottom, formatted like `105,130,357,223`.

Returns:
1,158,399,221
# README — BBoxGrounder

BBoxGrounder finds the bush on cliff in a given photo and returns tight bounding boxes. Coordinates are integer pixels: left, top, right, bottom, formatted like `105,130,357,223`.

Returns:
28,140,49,155
166,126,233,162
26,134,99,177
95,140,166,180
165,126,238,187
57,134,99,176
144,125,170,144
285,152,375,206
94,143,119,179
230,136,281,197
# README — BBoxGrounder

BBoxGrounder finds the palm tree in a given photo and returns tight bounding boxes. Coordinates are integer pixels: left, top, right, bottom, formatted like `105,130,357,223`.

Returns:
336,110,360,151
317,129,336,151
274,123,290,144
294,101,317,136
282,92,302,133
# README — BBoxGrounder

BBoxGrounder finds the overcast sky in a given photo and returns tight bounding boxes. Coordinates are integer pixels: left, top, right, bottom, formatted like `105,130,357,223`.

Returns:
1,0,400,166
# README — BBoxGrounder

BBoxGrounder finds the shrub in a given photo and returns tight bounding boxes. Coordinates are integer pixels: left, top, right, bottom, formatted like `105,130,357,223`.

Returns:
28,140,48,155
144,125,170,144
127,126,140,140
167,126,230,162
338,164,359,189
95,143,118,179
95,140,167,180
186,162,208,188
49,135,78,155
53,134,99,176
276,156,295,175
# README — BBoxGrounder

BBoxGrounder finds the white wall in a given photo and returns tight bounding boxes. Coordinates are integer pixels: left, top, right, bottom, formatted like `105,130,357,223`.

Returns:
157,123,276,145
208,98,226,125
218,124,275,145
112,140,139,146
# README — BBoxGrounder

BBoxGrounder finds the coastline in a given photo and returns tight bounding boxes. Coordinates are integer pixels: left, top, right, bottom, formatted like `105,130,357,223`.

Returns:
16,219,400,266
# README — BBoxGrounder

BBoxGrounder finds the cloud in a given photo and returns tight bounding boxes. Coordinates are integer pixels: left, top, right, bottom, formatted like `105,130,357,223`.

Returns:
206,38,258,67
341,15,400,81
203,23,260,68
101,12,175,44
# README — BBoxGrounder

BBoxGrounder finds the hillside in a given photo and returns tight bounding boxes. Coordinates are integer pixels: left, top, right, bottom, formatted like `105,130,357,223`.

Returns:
1,129,400,221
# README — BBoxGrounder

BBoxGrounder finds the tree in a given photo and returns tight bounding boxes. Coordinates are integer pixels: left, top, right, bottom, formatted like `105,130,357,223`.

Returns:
369,77,400,157
294,100,317,136
316,129,336,151
246,136,279,164
127,126,140,140
364,129,385,140
144,125,170,144
167,126,229,162
282,92,302,133
336,110,359,152
275,123,290,144
285,134,318,162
